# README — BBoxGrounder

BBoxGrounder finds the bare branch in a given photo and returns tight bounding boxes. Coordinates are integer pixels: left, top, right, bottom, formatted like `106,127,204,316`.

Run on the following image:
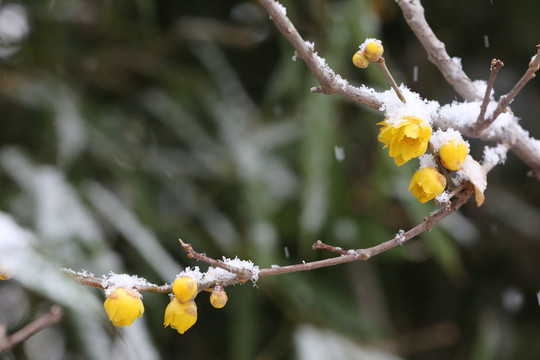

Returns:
258,0,383,110
474,59,504,133
486,45,540,126
396,0,481,101
0,306,63,354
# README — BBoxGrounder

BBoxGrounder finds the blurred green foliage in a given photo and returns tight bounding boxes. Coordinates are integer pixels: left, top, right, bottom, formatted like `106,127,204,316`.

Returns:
0,0,539,359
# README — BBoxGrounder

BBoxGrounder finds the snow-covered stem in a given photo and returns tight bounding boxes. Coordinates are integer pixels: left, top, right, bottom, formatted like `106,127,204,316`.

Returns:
257,0,382,109
180,239,253,283
475,59,504,132
0,306,63,355
66,184,474,294
396,0,481,101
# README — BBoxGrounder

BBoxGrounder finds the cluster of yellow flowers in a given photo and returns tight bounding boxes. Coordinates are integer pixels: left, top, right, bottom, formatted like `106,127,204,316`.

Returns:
352,39,474,204
103,276,228,334
377,114,469,203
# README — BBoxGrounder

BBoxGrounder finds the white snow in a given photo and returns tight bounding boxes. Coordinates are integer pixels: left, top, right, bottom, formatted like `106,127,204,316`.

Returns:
418,154,437,169
437,100,520,140
274,1,287,15
377,85,440,125
176,266,204,283
202,256,260,284
435,191,451,205
483,143,508,167
459,155,487,193
358,38,381,51
430,128,467,151
333,73,349,90
395,229,406,245
101,272,155,296
451,57,462,69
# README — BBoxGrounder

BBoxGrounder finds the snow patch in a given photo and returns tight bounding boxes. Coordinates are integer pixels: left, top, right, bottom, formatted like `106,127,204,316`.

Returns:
101,272,155,296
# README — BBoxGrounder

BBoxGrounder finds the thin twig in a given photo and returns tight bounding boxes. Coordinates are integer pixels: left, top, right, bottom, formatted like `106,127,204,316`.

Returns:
0,306,63,354
312,240,351,256
474,59,504,133
376,58,406,102
258,0,383,110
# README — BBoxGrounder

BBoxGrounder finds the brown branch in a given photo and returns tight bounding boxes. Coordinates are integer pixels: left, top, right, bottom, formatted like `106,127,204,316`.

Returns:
484,45,540,127
258,0,383,110
0,306,63,354
396,0,481,101
474,59,504,133
179,239,253,283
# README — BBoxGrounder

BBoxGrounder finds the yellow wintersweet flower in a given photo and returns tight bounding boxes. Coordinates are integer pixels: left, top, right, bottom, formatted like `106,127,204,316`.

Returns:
352,50,369,69
209,288,228,309
104,288,144,327
0,265,12,280
378,116,432,166
439,139,469,170
408,167,447,203
164,298,197,334
364,41,384,62
172,276,198,302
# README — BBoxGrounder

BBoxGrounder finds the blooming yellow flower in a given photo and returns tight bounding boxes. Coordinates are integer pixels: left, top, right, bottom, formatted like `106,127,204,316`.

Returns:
439,139,469,170
172,276,198,302
364,41,384,62
0,265,12,280
378,116,432,166
209,289,228,309
408,167,447,203
104,288,144,327
164,298,197,334
352,50,369,69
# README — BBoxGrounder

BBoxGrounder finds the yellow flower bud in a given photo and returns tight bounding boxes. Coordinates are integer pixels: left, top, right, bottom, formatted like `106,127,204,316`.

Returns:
378,116,432,166
439,139,469,170
352,50,369,69
172,276,198,302
0,265,12,280
210,288,228,309
164,297,197,334
408,167,447,203
104,288,144,327
364,41,384,61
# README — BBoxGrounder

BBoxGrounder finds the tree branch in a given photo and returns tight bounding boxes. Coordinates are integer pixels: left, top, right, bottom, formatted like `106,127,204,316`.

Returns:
396,0,481,101
0,306,63,355
258,0,383,110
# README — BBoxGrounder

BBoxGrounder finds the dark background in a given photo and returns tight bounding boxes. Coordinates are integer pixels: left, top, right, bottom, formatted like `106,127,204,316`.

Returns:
0,0,539,359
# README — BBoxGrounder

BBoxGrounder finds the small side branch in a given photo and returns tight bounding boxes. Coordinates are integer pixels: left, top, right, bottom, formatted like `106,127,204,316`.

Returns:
474,59,504,133
0,306,63,354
